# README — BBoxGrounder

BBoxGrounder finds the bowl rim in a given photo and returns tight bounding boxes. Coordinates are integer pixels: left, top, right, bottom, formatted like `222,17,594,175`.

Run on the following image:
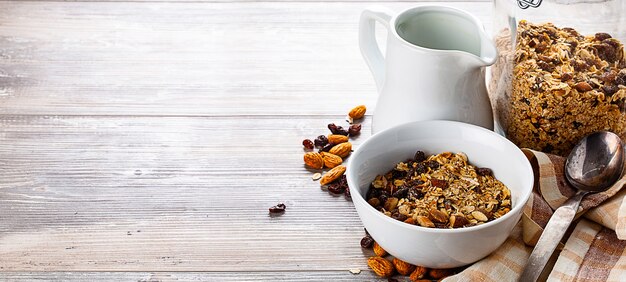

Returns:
347,120,534,234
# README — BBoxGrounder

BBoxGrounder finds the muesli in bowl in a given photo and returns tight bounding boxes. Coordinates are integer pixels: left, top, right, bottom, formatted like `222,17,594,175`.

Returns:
365,151,512,229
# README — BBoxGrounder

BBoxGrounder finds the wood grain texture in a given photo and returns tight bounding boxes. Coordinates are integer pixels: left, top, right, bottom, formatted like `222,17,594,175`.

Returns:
0,271,381,281
0,116,374,271
0,0,493,279
0,1,492,116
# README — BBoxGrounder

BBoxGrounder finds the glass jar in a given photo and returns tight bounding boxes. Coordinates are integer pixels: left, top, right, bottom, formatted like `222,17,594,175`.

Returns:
490,0,626,156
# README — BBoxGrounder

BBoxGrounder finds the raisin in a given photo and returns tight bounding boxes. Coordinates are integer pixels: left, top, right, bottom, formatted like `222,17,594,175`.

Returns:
319,143,333,153
314,135,328,147
360,235,374,248
328,183,345,194
392,187,410,199
348,124,361,136
602,85,618,96
344,185,351,200
537,60,554,72
595,32,612,41
414,163,428,175
302,139,314,150
561,73,573,82
477,168,493,176
328,123,349,136
269,203,286,213
601,71,617,83
414,150,426,162
426,160,440,170
391,212,407,222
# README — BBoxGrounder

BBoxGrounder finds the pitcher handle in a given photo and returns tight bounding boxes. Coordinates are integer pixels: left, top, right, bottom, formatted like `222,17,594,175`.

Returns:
359,6,393,92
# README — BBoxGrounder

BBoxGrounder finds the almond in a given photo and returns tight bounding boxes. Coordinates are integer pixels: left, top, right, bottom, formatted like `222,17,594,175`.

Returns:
416,215,435,228
373,242,387,257
303,152,324,169
367,256,394,277
328,134,349,145
429,209,448,223
409,266,428,281
329,142,352,158
321,152,343,168
471,210,488,222
392,258,416,275
319,165,346,185
349,105,367,119
429,268,455,279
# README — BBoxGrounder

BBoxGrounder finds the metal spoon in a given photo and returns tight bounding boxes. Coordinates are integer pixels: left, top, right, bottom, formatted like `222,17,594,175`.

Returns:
519,131,625,282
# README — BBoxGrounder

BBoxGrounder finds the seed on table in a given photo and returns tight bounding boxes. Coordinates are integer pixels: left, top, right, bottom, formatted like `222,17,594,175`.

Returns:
302,139,314,150
348,124,361,136
311,173,322,181
314,135,328,147
360,235,374,248
269,203,286,214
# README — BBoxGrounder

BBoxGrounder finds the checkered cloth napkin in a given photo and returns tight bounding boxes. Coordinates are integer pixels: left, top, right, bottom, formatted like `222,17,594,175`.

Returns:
446,149,626,281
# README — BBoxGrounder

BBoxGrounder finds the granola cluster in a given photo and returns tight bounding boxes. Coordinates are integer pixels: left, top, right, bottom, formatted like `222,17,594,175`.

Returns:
500,20,626,155
366,151,512,229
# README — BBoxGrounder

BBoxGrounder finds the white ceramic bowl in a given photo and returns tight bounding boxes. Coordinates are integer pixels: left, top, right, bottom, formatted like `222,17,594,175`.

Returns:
347,120,533,268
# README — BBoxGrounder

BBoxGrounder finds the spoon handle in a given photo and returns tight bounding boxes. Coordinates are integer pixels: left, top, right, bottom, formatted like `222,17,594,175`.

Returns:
519,191,588,282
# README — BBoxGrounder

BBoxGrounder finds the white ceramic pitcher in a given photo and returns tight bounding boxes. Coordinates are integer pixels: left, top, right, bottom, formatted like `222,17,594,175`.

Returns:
359,5,497,133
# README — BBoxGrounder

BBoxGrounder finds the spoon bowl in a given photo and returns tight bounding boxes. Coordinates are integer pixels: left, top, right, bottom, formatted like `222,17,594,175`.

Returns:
565,131,625,192
521,131,625,281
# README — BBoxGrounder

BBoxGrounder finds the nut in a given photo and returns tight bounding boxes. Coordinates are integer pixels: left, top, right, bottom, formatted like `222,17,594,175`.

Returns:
320,165,346,185
321,152,343,168
409,266,428,281
416,215,435,228
450,214,470,228
392,258,416,275
303,152,324,169
367,256,394,277
383,197,399,211
428,209,448,223
311,173,322,181
429,268,455,279
329,142,352,158
471,210,488,222
348,105,367,119
328,134,349,145
373,242,387,257
574,81,593,92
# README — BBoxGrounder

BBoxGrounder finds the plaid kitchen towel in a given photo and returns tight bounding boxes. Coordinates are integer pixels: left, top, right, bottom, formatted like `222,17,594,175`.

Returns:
445,149,626,282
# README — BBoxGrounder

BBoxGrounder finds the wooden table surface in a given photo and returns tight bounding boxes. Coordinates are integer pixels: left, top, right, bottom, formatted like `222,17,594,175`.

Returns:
0,0,491,280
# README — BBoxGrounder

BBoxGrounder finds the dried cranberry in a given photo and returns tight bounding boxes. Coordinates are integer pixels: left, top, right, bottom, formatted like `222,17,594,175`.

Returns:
302,139,314,150
414,150,426,162
360,235,374,248
348,124,361,136
269,203,286,214
314,135,328,147
477,167,493,176
431,179,448,188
